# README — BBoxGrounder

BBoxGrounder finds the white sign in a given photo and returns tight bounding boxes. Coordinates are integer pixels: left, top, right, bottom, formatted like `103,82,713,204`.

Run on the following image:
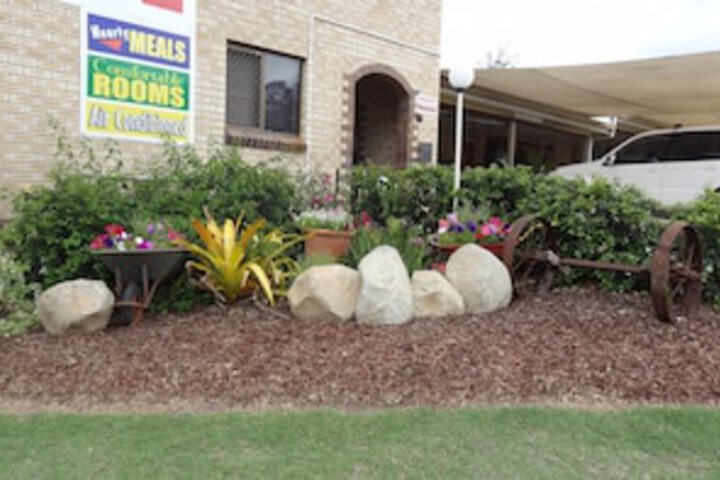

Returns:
77,0,196,144
415,93,439,117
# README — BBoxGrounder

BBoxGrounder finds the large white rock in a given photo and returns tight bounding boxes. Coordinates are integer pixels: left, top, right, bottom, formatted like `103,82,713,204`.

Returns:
288,265,361,322
445,244,512,314
356,246,413,325
36,279,114,335
411,270,465,318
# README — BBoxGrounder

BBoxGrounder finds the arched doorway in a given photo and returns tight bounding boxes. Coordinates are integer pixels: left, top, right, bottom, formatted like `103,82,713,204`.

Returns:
352,72,410,167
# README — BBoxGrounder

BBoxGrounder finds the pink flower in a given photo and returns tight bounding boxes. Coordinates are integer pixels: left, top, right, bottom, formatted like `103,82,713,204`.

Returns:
167,228,181,242
90,234,108,250
361,211,373,228
438,218,449,234
104,224,126,236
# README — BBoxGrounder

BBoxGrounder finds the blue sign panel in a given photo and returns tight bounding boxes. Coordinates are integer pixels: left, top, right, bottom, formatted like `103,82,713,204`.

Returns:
87,13,190,69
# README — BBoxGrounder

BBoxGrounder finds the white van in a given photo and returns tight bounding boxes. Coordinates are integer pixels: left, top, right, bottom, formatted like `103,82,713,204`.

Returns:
553,126,720,205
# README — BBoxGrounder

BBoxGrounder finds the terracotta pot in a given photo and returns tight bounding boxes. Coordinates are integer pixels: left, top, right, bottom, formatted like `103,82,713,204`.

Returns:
429,236,504,258
304,229,354,259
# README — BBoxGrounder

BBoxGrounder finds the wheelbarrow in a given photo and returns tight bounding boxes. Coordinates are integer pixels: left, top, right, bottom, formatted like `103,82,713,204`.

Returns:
500,214,703,324
95,249,189,325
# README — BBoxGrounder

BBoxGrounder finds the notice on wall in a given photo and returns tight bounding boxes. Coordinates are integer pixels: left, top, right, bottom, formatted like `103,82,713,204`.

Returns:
79,1,195,144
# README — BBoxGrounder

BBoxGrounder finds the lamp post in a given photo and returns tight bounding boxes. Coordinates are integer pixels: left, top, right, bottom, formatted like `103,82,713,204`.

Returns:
448,66,475,212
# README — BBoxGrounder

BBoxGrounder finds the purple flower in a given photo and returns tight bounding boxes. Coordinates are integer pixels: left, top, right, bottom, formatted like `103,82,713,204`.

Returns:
466,221,478,233
146,223,156,235
137,240,154,250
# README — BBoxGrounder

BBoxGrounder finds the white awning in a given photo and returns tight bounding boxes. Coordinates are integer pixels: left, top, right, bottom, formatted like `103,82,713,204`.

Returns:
460,51,720,129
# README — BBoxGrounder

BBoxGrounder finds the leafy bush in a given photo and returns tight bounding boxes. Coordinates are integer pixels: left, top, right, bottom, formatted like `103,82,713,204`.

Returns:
343,218,429,275
350,164,665,292
0,251,39,336
523,176,661,290
674,190,720,306
0,139,299,294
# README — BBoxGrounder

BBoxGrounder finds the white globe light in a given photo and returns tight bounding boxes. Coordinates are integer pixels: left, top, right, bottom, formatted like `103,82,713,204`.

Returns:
448,66,475,90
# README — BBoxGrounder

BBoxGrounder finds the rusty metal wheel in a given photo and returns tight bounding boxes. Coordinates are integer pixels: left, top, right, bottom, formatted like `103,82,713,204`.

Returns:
650,222,703,323
502,214,557,296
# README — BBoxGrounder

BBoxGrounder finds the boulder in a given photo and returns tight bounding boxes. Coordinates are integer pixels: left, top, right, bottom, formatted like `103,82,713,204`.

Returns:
445,244,512,314
288,265,361,322
411,270,465,318
37,279,114,335
356,246,413,325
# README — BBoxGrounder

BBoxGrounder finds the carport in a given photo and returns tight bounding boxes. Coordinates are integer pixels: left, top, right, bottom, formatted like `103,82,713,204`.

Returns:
439,51,720,168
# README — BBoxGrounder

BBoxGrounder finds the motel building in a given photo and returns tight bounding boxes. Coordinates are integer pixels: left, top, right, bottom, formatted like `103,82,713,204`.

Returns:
4,1,692,222
0,0,444,219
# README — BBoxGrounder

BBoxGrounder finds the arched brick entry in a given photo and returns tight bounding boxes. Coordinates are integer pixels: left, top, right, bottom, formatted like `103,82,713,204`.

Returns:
341,65,418,168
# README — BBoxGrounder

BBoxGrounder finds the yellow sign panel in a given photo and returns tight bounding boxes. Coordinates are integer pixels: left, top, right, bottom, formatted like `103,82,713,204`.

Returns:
84,100,189,143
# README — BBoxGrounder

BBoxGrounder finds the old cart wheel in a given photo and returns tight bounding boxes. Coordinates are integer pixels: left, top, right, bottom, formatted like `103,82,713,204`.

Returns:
650,222,702,323
117,282,142,326
502,214,557,296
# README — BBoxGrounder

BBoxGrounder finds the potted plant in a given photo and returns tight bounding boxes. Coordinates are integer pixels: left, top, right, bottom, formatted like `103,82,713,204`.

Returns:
430,206,510,258
90,221,187,324
295,172,354,259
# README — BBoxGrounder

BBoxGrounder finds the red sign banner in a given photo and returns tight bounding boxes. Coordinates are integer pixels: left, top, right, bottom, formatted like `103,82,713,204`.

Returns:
142,0,183,13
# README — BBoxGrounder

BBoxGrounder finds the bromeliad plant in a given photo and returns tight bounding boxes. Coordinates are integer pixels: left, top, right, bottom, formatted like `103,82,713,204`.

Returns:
175,210,303,305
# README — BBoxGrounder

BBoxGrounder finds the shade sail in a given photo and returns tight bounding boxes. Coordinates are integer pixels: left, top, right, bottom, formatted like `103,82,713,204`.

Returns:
465,51,720,128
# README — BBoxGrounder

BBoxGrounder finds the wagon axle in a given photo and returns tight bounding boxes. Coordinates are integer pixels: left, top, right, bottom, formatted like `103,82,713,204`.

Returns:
501,214,703,323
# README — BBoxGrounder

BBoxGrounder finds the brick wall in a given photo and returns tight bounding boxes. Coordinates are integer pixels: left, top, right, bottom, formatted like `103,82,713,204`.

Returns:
0,0,442,218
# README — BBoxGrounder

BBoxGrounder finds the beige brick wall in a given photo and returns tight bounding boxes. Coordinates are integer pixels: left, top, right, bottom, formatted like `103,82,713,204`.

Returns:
0,0,442,218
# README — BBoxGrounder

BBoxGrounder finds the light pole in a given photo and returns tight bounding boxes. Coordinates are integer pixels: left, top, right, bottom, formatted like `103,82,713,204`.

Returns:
448,66,475,212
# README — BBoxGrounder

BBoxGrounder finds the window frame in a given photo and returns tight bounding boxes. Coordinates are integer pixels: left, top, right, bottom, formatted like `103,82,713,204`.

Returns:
225,41,303,138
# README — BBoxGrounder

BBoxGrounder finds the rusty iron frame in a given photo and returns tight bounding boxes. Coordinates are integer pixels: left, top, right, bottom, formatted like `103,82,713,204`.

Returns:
502,214,703,323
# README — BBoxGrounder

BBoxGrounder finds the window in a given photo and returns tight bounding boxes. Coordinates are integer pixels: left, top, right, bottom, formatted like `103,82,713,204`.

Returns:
614,136,671,164
226,43,302,135
663,132,720,161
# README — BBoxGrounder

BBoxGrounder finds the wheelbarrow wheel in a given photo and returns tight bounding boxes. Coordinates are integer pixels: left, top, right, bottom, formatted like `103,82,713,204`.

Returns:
116,282,142,326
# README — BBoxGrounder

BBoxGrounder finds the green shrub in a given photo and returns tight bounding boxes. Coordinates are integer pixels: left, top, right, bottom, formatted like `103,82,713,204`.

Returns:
350,164,666,293
674,190,720,306
350,165,401,227
0,251,39,336
0,138,299,300
461,165,540,220
343,218,429,275
523,176,662,290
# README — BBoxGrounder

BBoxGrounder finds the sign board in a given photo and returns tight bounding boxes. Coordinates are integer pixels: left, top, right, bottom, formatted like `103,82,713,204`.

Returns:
415,93,439,117
75,0,195,143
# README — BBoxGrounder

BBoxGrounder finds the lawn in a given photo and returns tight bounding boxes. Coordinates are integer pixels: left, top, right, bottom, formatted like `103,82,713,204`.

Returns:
2,406,719,479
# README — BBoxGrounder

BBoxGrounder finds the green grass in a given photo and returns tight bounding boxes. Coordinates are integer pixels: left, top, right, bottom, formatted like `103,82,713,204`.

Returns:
1,407,720,479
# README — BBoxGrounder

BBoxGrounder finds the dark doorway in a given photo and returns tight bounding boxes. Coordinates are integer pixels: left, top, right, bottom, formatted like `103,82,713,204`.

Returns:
353,73,409,167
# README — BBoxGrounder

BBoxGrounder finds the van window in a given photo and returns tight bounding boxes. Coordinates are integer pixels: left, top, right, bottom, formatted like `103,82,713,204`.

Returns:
662,132,720,161
614,135,671,164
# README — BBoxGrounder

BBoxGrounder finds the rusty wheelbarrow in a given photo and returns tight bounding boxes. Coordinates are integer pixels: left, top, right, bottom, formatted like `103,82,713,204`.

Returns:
95,249,189,325
500,214,703,324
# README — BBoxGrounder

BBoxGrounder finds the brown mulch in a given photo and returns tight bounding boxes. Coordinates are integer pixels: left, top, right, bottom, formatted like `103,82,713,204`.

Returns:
2,288,720,411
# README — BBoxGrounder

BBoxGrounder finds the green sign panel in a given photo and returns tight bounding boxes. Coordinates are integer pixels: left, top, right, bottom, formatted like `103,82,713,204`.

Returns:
87,54,189,111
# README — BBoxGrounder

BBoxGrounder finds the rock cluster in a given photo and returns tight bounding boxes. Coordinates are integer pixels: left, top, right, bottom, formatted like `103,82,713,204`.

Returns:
288,244,513,324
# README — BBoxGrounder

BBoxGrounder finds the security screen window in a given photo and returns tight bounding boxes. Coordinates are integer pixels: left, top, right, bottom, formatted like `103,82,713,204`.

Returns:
226,43,301,135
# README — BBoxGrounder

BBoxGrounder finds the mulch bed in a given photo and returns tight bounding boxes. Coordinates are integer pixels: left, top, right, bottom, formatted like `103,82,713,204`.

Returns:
2,288,720,410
